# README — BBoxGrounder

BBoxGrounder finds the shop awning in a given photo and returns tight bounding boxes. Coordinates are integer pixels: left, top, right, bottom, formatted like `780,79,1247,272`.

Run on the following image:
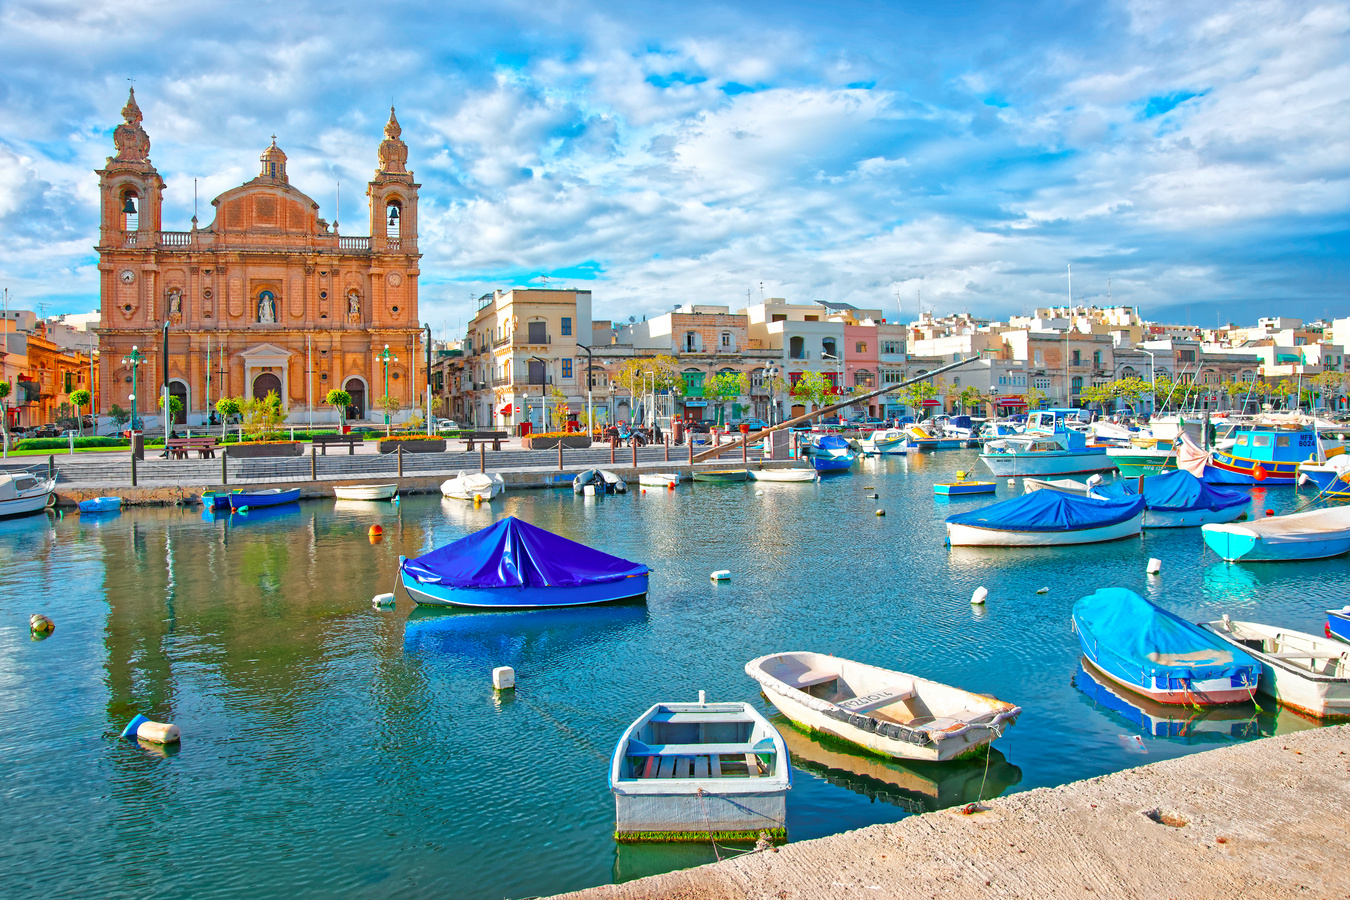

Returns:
996,397,1027,407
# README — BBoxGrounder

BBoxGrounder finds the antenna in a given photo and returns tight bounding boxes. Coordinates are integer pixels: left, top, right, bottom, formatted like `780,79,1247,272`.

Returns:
193,177,198,224
334,180,340,231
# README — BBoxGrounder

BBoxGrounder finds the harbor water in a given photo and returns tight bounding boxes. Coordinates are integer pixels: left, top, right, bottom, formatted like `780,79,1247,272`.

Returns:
1,449,1342,899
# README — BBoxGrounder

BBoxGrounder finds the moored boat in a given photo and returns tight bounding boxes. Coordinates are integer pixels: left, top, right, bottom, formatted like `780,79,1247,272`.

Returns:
637,472,683,487
904,424,965,451
1327,607,1350,644
609,696,789,842
399,515,649,608
442,471,506,501
933,480,996,496
573,468,627,493
748,468,818,482
692,469,749,483
944,490,1144,547
227,488,301,510
1074,659,1261,741
1200,617,1350,719
333,483,398,501
980,410,1114,477
804,434,855,473
1073,587,1260,706
0,471,56,519
1201,505,1350,562
1106,445,1178,477
78,496,122,514
1176,425,1320,485
745,651,1020,763
1090,469,1250,528
1298,455,1350,498
859,428,909,455
201,490,237,509
1022,476,1098,496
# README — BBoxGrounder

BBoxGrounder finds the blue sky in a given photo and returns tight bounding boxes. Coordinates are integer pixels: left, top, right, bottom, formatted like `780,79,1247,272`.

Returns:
2,0,1349,334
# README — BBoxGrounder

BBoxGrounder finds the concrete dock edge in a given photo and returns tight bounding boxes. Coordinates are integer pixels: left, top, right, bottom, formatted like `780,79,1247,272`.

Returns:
552,724,1350,900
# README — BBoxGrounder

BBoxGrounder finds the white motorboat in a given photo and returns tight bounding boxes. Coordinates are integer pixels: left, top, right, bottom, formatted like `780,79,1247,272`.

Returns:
1202,505,1350,561
980,410,1115,477
1022,475,1101,496
748,468,819,483
440,471,505,501
610,695,790,842
333,483,398,501
1200,617,1350,719
0,471,56,519
859,428,909,455
745,651,1020,763
637,472,684,487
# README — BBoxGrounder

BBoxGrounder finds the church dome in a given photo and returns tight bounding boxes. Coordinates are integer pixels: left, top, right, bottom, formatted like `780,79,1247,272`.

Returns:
260,137,288,182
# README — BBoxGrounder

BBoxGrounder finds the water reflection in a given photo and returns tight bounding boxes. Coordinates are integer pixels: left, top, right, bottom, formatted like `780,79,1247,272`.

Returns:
403,602,649,667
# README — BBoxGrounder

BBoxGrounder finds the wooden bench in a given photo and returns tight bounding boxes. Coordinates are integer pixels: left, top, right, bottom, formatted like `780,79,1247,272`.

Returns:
311,434,365,455
166,436,219,459
835,685,916,714
460,430,509,451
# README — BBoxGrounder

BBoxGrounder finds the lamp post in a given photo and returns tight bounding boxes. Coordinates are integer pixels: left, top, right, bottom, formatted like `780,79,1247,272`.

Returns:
764,364,780,425
1139,348,1156,419
424,323,433,436
377,343,398,432
122,345,144,432
160,320,171,456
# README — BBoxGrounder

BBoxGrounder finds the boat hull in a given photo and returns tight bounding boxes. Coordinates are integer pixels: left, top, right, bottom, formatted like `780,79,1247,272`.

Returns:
693,470,749,482
1201,622,1350,719
1202,526,1350,562
1299,465,1350,498
810,455,854,473
78,497,122,514
980,450,1115,477
1203,450,1299,485
334,484,398,501
1080,656,1254,706
946,513,1142,547
1142,501,1250,529
400,568,649,608
442,474,505,500
934,482,996,496
1106,448,1177,477
748,469,818,482
637,473,682,487
1328,610,1350,644
0,492,54,519
228,488,301,510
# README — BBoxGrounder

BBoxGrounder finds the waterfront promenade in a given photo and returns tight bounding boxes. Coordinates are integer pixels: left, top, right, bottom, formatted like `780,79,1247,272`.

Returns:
556,723,1350,900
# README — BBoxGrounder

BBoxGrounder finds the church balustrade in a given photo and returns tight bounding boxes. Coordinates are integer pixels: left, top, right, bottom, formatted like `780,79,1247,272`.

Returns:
339,236,371,252
160,231,192,246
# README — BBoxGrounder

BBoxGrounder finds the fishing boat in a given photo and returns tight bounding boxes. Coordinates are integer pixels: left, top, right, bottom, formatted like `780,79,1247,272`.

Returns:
980,410,1115,477
748,468,818,482
77,496,122,514
1072,587,1260,706
441,471,505,501
1200,617,1350,719
399,515,649,608
609,695,790,842
1327,607,1350,644
228,488,301,511
691,469,749,483
637,472,683,487
333,483,398,501
0,471,56,519
1175,424,1321,485
745,652,1020,763
933,480,995,496
1298,455,1350,498
944,490,1144,547
1074,660,1261,742
1089,469,1251,528
201,489,237,509
859,428,909,455
804,434,855,473
573,468,627,493
1201,505,1350,562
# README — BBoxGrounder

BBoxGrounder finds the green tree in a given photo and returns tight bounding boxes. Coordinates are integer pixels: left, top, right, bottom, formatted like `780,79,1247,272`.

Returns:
1078,384,1114,411
1151,375,1179,411
957,385,984,415
157,394,184,430
109,403,130,430
216,396,242,438
377,394,402,435
1023,384,1046,412
69,389,91,435
239,392,285,441
1310,370,1344,409
704,371,750,426
1112,377,1149,412
325,389,352,429
0,381,9,450
791,371,834,411
896,378,937,414
54,402,80,433
613,355,686,399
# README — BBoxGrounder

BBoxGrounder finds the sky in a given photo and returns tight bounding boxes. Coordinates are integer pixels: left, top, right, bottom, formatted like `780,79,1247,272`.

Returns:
2,0,1349,335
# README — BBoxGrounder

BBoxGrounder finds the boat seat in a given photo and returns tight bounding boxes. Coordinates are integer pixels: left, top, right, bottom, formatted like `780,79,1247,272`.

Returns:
627,741,769,757
835,685,915,714
1266,651,1346,660
781,669,838,689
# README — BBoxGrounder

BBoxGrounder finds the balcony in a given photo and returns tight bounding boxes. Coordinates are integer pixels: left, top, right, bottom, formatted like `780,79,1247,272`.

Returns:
788,350,811,360
339,236,371,251
516,335,551,346
493,335,511,348
491,374,510,386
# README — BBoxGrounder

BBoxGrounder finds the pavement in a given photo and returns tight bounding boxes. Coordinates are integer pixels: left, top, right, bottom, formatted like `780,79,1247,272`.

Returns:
551,723,1350,900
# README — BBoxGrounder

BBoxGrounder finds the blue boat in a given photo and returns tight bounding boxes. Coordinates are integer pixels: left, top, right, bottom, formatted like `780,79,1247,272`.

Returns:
399,516,650,608
933,481,996,496
805,434,855,473
1328,608,1350,644
1202,505,1350,561
202,490,237,509
1073,660,1259,742
1073,587,1259,706
1298,457,1350,498
1089,470,1250,528
228,488,301,511
1177,426,1319,485
78,496,122,514
944,490,1145,547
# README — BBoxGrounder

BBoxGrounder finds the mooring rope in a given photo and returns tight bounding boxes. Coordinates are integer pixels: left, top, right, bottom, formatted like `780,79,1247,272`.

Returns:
974,722,1004,805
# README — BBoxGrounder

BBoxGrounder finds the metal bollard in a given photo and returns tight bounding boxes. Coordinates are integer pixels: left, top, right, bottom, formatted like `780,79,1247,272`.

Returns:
479,444,486,474
610,442,615,465
310,444,317,481
48,454,55,480
557,441,564,472
665,436,670,462
688,438,694,465
130,451,137,487
632,440,638,468
397,444,404,478
221,448,228,485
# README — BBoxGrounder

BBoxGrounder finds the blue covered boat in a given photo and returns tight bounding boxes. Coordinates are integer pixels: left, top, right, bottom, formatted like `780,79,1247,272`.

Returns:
1090,470,1250,528
1176,426,1318,485
1073,588,1259,706
805,434,855,473
78,496,122,514
1202,505,1350,562
399,516,650,608
228,488,301,511
944,489,1144,547
1328,608,1350,644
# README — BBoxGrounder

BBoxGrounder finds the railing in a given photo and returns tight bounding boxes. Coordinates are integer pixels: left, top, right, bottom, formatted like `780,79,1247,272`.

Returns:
160,231,192,246
491,374,510,386
123,233,138,247
339,236,370,251
386,239,401,251
789,350,810,359
493,335,511,348
517,335,551,345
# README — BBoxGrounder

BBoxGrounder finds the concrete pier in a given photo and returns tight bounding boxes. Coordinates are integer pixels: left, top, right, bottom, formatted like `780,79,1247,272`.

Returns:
555,724,1350,900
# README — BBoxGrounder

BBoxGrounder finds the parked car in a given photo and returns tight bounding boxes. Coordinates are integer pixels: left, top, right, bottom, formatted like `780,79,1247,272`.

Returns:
31,423,62,439
734,417,769,430
683,420,711,434
848,416,885,427
435,418,462,432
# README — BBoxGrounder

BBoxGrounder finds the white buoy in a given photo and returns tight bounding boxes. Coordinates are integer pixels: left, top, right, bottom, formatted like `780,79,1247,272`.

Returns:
1007,478,1016,485
1147,557,1162,575
372,592,396,607
137,721,181,744
1036,587,1049,594
710,570,731,581
698,690,706,705
493,666,516,690
971,586,988,605
583,484,596,496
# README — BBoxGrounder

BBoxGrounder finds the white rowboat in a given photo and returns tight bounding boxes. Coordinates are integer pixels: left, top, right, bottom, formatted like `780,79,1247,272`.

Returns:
748,469,819,483
0,472,56,519
1200,618,1350,719
637,472,683,487
745,651,1020,763
440,471,505,501
333,483,398,501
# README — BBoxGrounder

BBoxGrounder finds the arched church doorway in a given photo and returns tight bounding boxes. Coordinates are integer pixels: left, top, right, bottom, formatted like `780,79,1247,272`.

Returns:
168,380,189,425
252,372,283,402
344,378,366,420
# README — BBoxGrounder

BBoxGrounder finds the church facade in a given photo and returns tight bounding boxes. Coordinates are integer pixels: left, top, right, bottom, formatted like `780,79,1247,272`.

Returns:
96,89,423,426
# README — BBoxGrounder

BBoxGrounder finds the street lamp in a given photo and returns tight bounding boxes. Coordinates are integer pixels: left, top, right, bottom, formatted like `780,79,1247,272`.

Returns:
377,343,398,431
764,364,780,425
576,343,594,435
424,323,433,436
1139,348,1156,419
121,345,145,431
644,370,654,428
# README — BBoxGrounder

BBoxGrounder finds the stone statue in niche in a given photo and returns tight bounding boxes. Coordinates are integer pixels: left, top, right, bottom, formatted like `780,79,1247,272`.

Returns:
258,291,276,324
346,289,361,323
166,287,183,324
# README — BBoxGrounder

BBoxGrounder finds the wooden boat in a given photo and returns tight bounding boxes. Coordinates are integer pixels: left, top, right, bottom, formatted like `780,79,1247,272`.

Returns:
859,428,909,455
573,468,627,493
904,424,965,451
1200,617,1350,719
748,468,818,483
228,488,301,511
1327,607,1350,644
745,651,1020,763
441,471,505,501
77,496,122,514
1175,426,1317,485
1090,469,1251,528
945,490,1144,547
609,696,789,842
934,480,996,496
1073,587,1259,706
692,469,748,483
980,411,1114,477
1201,505,1350,561
400,516,648,608
0,472,56,519
1106,445,1178,477
1298,456,1350,498
1022,476,1096,495
637,472,683,487
201,490,237,510
333,483,398,501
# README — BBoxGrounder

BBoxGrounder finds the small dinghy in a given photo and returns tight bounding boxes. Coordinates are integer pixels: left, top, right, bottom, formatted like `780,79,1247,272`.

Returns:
748,468,818,483
1022,476,1099,496
334,483,398,501
637,472,683,487
441,471,505,501
574,468,627,494
78,496,122,514
201,490,237,510
1328,607,1350,644
692,469,748,483
745,652,1020,763
945,489,1144,547
934,480,995,496
228,488,301,511
400,516,648,608
1202,505,1350,561
804,434,855,473
1091,470,1249,528
859,429,909,455
0,472,56,519
1200,617,1350,719
1073,588,1259,706
610,694,789,842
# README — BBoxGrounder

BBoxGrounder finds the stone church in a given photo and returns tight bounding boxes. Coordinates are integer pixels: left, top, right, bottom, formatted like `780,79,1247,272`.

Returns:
96,89,422,425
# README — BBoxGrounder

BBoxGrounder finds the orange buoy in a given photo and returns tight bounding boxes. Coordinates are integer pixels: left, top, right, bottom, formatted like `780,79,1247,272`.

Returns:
1265,508,1275,516
368,524,384,541
1253,465,1268,482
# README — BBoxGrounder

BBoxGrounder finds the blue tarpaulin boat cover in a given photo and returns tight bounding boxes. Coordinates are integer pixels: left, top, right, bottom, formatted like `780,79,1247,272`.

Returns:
945,489,1144,532
1093,470,1249,512
816,435,850,451
402,516,648,588
1073,588,1258,681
